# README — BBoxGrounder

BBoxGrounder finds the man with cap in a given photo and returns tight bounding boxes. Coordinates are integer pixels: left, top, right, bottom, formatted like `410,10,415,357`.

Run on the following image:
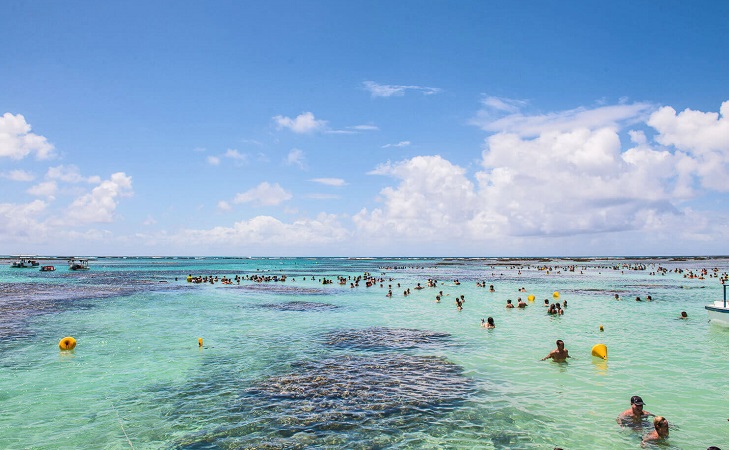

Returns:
617,395,654,426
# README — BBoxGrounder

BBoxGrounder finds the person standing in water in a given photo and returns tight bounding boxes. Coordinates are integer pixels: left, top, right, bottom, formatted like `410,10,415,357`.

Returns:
617,395,653,426
642,416,669,445
541,339,570,362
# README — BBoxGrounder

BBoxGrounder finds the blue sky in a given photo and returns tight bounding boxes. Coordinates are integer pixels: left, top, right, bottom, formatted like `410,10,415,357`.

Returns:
1,1,728,256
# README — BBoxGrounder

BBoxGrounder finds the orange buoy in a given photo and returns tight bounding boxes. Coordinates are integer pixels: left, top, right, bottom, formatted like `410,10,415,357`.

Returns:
198,338,203,347
59,336,76,351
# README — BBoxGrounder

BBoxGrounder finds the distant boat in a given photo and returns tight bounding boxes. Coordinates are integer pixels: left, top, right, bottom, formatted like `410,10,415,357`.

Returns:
706,284,729,327
10,256,40,268
40,265,56,272
68,259,90,271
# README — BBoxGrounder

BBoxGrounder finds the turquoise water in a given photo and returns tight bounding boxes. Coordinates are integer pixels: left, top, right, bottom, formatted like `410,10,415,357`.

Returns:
1,257,728,449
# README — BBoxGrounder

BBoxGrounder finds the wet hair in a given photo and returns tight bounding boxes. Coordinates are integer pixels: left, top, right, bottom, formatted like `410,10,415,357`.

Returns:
556,339,564,346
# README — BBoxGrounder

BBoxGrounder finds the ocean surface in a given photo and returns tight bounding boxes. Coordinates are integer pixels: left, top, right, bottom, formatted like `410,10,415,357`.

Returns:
1,256,728,449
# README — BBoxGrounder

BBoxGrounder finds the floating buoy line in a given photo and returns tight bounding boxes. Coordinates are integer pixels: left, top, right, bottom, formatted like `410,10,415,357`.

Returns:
108,397,135,449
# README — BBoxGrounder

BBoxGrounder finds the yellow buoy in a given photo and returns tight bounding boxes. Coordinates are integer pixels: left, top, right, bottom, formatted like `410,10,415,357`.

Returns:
527,294,535,302
59,336,76,351
198,338,203,347
591,343,607,360
553,291,560,298
599,325,604,332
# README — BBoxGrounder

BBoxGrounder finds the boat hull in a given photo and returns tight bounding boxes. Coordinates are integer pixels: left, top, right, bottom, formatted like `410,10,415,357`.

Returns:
706,302,729,327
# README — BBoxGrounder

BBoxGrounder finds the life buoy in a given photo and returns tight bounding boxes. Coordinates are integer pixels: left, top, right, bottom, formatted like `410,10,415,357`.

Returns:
59,336,76,351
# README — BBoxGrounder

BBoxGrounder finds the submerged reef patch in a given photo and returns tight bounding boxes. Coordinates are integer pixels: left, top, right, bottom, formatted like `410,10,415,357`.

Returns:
324,326,452,351
173,352,474,449
257,301,339,312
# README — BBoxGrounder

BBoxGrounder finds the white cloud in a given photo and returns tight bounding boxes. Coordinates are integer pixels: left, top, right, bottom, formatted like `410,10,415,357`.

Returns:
27,181,58,198
233,182,292,206
649,101,729,154
285,148,306,169
143,215,157,225
217,200,232,211
479,96,528,114
648,101,729,192
382,141,411,149
273,112,327,133
207,155,221,166
363,81,441,98
310,178,346,187
0,113,55,160
350,124,379,131
472,100,653,137
353,100,729,248
0,200,48,241
47,165,101,183
356,155,477,239
175,213,350,247
224,148,248,163
1,169,35,182
64,172,134,224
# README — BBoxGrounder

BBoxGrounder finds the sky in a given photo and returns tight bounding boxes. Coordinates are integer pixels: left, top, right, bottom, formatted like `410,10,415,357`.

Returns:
1,1,728,257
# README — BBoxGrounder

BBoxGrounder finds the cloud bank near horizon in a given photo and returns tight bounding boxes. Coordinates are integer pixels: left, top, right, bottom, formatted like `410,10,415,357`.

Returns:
2,99,728,255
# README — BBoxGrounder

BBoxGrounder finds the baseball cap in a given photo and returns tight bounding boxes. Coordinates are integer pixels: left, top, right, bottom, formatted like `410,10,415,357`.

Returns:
631,395,645,406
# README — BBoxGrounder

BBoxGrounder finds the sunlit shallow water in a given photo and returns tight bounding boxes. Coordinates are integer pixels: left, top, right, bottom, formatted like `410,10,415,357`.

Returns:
1,257,728,449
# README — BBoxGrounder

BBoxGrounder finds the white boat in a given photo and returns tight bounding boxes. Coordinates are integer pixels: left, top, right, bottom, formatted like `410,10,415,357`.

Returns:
68,259,90,270
706,284,729,327
10,256,40,268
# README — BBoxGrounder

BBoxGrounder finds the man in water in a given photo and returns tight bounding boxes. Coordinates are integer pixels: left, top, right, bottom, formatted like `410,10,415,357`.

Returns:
617,395,653,426
541,339,570,362
642,416,669,445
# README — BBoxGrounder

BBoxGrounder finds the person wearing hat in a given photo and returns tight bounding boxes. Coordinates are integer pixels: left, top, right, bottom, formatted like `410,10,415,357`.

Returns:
617,395,654,426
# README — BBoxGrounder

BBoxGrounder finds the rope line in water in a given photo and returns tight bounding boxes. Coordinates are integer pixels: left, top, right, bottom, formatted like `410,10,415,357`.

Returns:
108,398,135,450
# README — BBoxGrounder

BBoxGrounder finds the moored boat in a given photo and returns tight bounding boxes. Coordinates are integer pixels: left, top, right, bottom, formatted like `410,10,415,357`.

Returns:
706,284,729,327
10,256,40,268
40,265,56,272
68,259,90,270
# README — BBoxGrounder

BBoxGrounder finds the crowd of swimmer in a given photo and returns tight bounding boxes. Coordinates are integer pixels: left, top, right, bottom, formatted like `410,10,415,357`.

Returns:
537,263,727,281
185,273,289,284
181,262,723,447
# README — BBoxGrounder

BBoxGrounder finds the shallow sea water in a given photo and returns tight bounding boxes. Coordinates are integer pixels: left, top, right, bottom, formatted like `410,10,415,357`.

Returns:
1,256,728,449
